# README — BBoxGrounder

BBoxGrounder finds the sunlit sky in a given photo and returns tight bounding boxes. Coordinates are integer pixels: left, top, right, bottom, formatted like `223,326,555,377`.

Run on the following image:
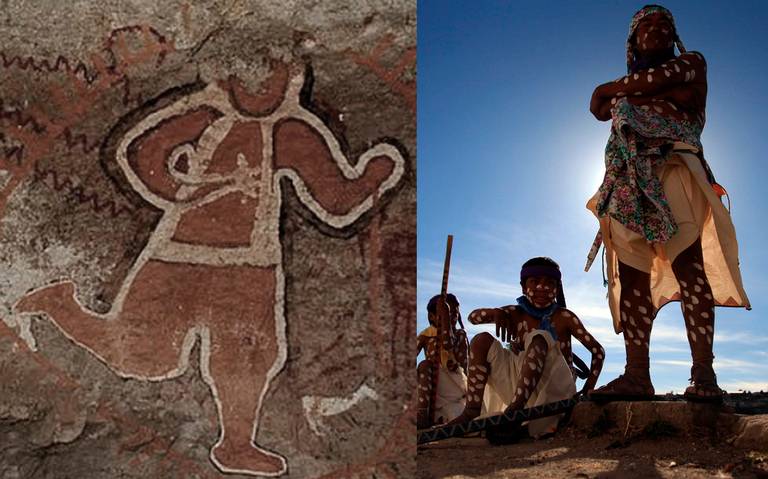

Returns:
417,1,768,393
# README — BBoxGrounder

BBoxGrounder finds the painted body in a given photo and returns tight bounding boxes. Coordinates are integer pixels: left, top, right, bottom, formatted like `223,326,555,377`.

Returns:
15,65,405,476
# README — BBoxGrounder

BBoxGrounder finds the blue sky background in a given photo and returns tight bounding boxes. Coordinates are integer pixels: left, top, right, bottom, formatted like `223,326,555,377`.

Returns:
417,1,768,393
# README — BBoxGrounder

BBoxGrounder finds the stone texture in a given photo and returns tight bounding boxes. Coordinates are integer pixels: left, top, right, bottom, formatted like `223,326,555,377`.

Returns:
0,1,415,477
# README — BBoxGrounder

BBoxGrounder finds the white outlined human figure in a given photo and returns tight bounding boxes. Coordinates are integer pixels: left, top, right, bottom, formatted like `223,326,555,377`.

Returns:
15,64,405,476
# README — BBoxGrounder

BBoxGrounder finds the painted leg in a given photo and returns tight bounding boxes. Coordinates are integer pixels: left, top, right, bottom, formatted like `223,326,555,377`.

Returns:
206,267,286,476
443,332,494,426
416,360,435,429
207,326,286,476
672,239,723,402
504,334,547,413
591,261,655,400
14,279,187,377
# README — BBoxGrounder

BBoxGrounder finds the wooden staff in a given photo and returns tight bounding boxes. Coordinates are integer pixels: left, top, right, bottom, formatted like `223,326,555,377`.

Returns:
430,235,453,425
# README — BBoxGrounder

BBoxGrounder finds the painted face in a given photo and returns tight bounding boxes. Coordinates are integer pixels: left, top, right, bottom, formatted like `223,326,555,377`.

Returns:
523,275,558,308
634,12,675,54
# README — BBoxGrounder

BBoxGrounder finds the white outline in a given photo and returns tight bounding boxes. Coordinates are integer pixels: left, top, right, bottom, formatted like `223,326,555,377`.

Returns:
13,69,405,477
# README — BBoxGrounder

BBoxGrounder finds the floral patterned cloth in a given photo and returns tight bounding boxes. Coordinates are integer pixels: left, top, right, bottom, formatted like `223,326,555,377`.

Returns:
595,98,704,243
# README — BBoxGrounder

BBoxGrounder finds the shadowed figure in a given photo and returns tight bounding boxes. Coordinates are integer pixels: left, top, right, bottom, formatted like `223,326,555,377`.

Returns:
15,63,404,477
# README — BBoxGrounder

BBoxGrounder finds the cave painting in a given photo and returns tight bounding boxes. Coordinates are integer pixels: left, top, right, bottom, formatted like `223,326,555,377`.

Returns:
14,64,405,477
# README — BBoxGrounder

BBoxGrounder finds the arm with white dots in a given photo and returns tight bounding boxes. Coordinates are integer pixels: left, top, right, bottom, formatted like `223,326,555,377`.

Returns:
591,51,706,120
453,329,469,373
567,310,605,394
468,305,518,343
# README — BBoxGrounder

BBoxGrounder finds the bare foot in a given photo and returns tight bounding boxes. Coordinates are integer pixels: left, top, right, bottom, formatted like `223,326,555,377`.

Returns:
441,407,481,427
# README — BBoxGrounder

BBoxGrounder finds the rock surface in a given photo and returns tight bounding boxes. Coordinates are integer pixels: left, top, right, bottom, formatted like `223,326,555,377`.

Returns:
418,401,768,478
0,1,415,477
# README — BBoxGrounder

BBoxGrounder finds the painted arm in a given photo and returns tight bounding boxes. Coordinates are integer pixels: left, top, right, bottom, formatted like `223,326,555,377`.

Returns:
591,51,706,121
567,310,605,394
273,119,405,228
468,305,518,343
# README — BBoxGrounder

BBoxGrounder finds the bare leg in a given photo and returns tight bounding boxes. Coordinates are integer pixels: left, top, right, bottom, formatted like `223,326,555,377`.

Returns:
591,261,655,399
416,360,435,429
444,332,494,425
504,334,548,412
671,238,723,401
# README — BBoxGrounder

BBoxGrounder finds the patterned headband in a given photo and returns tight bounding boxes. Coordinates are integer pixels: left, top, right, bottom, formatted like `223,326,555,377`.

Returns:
626,5,686,72
520,265,561,282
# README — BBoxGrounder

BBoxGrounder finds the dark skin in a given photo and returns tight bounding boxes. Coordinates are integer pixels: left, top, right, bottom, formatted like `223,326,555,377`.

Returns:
416,300,468,373
590,13,706,125
468,276,605,395
589,13,720,399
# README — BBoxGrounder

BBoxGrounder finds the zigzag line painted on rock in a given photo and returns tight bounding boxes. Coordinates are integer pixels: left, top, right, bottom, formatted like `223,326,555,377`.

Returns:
0,99,47,133
417,395,582,444
0,52,99,84
32,164,135,218
59,128,101,155
0,132,25,168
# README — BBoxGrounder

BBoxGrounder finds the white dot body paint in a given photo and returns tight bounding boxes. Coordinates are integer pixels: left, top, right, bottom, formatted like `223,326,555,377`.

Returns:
643,316,651,325
706,325,713,333
629,316,637,327
597,353,603,359
592,347,597,353
633,339,642,346
688,317,695,326
634,91,642,96
686,304,694,311
647,74,653,83
617,91,626,97
611,98,617,105
694,285,702,293
624,77,629,84
621,311,627,321
625,340,630,346
692,296,700,305
517,387,522,395
474,394,481,402
524,377,530,385
468,385,475,392
690,331,697,342
476,374,485,381
707,335,712,345
674,64,680,73
418,397,425,403
577,329,584,335
698,327,706,334
528,362,536,370
669,102,678,111
682,59,690,65
693,263,703,270
705,293,713,300
633,289,641,297
680,281,688,288
653,105,663,113
585,334,591,342
638,306,647,314
633,74,639,80
701,312,710,319
648,68,654,73
623,300,631,308
697,277,705,285
641,105,650,111
683,290,690,297
627,329,634,339
638,330,645,339
476,365,487,373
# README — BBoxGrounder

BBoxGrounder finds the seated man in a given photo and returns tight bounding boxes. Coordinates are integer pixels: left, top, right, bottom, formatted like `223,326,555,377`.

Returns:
416,293,469,429
450,257,605,437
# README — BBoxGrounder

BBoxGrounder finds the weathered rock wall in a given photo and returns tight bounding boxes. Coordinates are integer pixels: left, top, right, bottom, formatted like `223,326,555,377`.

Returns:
0,1,415,477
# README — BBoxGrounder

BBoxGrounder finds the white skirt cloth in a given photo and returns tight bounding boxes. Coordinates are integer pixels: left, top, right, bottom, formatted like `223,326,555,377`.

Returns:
481,329,576,437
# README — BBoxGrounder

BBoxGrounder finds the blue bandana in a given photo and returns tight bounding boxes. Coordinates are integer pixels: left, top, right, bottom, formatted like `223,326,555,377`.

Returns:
516,296,559,341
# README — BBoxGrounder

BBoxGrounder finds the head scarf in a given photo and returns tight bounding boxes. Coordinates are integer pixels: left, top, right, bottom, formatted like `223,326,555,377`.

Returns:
520,259,566,308
626,5,686,73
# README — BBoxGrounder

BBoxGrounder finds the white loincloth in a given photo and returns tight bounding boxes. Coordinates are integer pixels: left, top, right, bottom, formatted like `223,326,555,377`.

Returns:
480,329,576,437
434,367,467,424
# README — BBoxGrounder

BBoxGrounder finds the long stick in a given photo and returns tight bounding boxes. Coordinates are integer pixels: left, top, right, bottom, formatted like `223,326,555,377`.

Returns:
430,235,453,425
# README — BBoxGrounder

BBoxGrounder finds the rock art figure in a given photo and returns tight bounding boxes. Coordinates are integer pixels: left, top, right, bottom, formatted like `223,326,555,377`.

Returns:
15,64,404,476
